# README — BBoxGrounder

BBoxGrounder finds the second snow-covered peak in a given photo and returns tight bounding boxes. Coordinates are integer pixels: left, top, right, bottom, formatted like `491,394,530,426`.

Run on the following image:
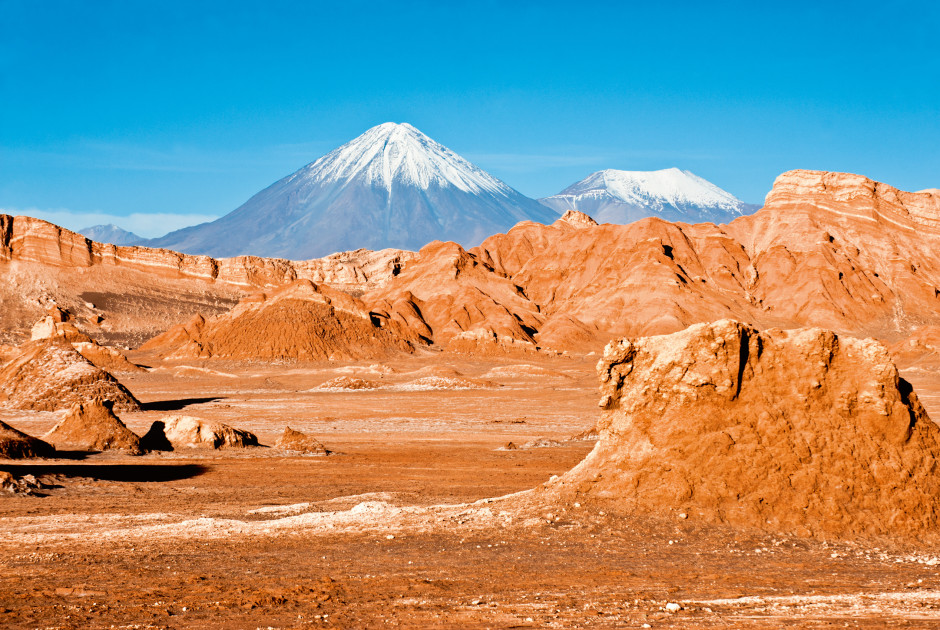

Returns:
293,122,511,196
561,168,745,212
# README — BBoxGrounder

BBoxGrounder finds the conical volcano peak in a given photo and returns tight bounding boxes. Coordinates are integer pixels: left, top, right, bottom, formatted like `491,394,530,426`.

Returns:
295,122,509,196
147,123,556,259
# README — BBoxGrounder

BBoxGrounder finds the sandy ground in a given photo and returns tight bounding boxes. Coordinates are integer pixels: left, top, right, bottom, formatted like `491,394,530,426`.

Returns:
2,351,940,628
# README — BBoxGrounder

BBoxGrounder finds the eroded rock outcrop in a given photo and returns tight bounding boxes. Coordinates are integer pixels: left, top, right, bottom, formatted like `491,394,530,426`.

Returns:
553,320,940,539
276,427,330,455
140,280,418,361
157,416,259,449
30,315,145,372
0,421,54,459
0,214,414,290
43,398,142,453
0,214,414,344
0,339,141,412
364,170,940,351
367,240,545,353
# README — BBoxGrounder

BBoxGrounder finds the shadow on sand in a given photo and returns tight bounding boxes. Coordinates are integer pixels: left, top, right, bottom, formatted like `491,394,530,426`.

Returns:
141,397,223,412
0,463,209,483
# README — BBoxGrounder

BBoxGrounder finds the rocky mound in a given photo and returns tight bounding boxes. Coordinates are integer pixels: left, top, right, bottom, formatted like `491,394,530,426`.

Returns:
276,427,330,455
141,280,418,361
394,376,487,391
29,314,145,372
552,320,940,539
157,416,259,449
314,376,382,391
43,398,142,453
0,421,54,459
0,339,141,412
367,241,545,353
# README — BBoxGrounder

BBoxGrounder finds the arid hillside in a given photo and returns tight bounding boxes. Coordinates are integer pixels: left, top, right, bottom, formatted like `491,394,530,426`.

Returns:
0,214,413,346
365,170,940,353
2,170,939,357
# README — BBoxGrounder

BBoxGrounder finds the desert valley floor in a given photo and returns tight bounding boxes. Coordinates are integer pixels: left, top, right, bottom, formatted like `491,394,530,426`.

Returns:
3,350,940,628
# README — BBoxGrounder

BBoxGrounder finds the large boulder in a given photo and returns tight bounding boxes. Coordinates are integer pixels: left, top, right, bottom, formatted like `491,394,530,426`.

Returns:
0,420,54,459
43,398,142,453
157,416,259,449
553,320,940,539
0,339,140,412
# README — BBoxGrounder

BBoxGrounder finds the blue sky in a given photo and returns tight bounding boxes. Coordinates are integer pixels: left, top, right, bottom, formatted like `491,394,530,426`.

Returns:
1,0,938,237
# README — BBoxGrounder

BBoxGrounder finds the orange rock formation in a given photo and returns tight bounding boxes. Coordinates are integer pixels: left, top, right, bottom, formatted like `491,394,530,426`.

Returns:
552,320,940,539
0,214,413,344
43,398,143,453
140,280,418,360
0,421,54,459
0,339,141,412
364,170,940,351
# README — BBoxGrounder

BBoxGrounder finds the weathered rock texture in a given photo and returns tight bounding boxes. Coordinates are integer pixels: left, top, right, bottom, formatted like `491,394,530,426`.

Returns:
0,214,413,345
0,421,54,459
140,280,418,360
276,427,330,455
0,339,141,412
554,320,940,539
43,398,142,453
5,170,940,354
365,171,940,351
30,315,144,372
159,416,259,449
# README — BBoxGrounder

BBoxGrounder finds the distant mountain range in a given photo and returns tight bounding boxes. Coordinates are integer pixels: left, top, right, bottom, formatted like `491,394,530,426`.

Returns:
538,168,757,224
78,224,144,246
80,123,759,259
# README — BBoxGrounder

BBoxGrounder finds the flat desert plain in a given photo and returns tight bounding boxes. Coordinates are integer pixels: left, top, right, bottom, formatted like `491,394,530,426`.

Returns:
2,351,940,629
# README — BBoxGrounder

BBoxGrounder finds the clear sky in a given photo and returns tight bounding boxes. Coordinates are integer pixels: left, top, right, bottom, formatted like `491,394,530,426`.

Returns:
2,0,938,237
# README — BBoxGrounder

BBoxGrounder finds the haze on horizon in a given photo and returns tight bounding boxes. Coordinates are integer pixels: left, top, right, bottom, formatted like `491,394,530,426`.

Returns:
1,0,937,237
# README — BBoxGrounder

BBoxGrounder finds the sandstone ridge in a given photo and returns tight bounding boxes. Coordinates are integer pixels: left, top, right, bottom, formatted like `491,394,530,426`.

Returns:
0,214,414,290
0,214,413,345
364,169,940,351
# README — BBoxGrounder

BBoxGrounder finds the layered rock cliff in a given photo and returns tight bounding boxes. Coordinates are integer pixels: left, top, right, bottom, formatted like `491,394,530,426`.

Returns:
0,214,414,345
0,214,414,289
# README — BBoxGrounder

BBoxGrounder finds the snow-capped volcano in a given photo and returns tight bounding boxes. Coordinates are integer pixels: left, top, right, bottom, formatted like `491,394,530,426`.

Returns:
149,123,557,259
305,122,510,195
539,168,757,224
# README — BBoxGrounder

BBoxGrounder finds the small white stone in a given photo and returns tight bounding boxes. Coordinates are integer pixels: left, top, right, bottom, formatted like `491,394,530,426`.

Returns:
679,512,688,519
665,602,682,612
386,534,395,540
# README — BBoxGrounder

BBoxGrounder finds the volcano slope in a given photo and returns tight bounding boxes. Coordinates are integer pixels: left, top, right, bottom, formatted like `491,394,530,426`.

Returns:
547,319,940,540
